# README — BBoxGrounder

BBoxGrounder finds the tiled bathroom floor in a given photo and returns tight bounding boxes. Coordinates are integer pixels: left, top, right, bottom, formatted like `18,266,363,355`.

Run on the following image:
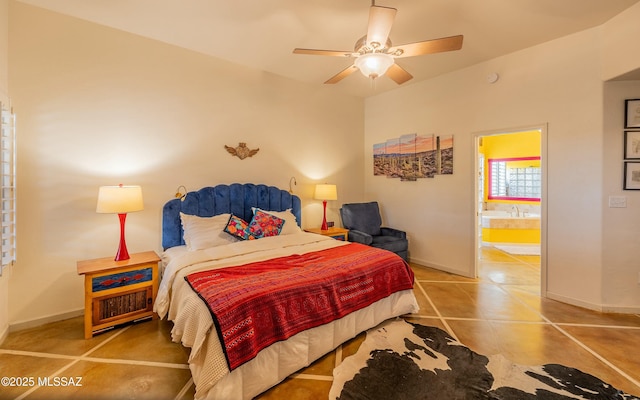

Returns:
1,246,639,399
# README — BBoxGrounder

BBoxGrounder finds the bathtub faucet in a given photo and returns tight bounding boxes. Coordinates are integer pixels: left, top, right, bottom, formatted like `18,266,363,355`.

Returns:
511,205,520,217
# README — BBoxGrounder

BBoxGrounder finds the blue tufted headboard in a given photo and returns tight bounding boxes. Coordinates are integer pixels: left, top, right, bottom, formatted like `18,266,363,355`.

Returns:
162,183,302,250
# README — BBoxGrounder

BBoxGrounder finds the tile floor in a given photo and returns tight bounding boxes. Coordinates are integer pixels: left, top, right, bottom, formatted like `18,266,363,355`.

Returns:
1,246,640,399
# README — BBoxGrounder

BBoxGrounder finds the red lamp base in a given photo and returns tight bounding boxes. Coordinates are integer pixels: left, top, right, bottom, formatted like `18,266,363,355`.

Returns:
321,200,328,231
114,213,130,261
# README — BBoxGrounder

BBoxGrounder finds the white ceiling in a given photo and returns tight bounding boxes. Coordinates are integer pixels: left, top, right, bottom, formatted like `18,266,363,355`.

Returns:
17,0,640,97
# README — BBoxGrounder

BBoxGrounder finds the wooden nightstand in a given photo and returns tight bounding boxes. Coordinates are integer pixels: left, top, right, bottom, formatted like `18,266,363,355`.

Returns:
305,227,349,241
77,251,160,339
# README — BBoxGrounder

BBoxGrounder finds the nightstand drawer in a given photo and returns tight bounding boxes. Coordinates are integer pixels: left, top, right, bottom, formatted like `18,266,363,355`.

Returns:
92,267,153,292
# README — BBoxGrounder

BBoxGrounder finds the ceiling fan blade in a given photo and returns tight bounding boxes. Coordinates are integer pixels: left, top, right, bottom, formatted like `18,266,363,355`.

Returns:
391,35,463,58
293,48,353,57
366,5,397,48
324,65,358,84
386,63,413,85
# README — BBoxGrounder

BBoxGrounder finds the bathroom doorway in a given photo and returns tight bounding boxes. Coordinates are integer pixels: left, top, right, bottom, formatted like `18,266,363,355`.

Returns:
474,126,546,292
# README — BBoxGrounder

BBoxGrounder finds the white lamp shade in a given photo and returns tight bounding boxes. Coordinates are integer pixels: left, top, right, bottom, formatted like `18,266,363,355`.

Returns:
355,53,394,79
96,185,144,214
314,184,338,201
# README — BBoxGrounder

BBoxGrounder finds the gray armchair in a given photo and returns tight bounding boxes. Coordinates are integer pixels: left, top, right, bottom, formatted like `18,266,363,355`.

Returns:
340,201,408,261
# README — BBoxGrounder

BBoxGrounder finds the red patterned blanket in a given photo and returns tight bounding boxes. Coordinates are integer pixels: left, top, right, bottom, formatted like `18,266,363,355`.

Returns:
185,243,415,370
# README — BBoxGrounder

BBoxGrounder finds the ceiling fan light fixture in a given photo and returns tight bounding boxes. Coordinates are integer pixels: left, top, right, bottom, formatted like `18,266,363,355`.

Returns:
292,4,462,86
355,53,394,80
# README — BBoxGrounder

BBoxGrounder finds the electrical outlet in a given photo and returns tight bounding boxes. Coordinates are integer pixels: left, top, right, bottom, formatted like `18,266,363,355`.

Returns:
608,196,627,208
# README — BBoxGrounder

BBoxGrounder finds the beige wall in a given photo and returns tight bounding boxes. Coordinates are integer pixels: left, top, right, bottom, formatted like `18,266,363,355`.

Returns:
602,81,640,310
8,2,364,326
0,0,6,94
6,1,640,329
0,0,9,340
599,4,640,311
601,2,640,81
365,13,640,312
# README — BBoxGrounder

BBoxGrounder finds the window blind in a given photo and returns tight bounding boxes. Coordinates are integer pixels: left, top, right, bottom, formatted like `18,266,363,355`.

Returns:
0,102,16,276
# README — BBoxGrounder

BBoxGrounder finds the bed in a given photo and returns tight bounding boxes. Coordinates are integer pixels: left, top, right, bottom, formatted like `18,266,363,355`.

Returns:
155,183,419,399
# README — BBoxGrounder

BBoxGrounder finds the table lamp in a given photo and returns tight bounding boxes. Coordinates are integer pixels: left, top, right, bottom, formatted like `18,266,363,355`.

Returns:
96,184,144,261
314,184,337,231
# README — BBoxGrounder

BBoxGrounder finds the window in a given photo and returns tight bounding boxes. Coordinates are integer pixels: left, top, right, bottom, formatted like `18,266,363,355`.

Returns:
0,102,16,276
488,157,540,201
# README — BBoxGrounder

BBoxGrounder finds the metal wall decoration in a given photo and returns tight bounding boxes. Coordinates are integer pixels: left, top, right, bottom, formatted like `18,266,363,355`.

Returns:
224,142,260,160
373,133,454,181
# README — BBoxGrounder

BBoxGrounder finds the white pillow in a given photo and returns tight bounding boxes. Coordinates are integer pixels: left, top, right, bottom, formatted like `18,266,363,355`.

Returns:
160,245,188,274
180,213,238,251
251,208,302,235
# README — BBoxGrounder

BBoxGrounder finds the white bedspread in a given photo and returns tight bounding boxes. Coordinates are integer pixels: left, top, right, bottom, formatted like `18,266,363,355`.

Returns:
155,232,419,399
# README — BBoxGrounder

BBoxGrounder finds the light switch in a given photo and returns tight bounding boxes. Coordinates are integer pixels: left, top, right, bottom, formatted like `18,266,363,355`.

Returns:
608,196,627,208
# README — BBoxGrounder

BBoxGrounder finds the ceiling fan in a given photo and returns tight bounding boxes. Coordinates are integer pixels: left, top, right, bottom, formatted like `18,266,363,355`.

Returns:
293,1,463,85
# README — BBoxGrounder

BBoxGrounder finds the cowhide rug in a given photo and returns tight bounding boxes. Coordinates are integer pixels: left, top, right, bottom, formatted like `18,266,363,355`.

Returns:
330,319,639,400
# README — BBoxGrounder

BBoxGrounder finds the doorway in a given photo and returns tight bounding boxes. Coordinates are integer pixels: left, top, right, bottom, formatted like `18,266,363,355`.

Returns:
474,126,546,293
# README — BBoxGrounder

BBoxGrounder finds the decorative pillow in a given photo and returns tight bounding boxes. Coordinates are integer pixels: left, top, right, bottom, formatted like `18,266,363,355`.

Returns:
251,208,302,235
248,209,285,239
180,213,238,251
224,214,255,241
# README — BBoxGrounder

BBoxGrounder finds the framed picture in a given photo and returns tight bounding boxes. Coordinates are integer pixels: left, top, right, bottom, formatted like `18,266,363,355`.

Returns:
624,131,640,159
623,161,640,190
624,99,640,129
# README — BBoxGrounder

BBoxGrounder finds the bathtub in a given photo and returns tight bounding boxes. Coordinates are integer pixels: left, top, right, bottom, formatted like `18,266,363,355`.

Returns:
480,210,540,244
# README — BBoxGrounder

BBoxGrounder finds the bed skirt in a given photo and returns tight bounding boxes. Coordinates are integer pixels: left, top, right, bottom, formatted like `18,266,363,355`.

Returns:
191,288,419,400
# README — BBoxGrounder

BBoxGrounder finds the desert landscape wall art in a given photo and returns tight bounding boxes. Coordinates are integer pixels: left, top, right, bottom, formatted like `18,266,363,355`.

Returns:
373,133,454,181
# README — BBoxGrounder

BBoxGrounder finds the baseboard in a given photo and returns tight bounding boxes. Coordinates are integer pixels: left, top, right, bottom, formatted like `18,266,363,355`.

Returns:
545,292,640,315
9,308,84,333
601,304,640,314
411,261,640,316
0,323,8,345
408,257,474,279
545,292,603,312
